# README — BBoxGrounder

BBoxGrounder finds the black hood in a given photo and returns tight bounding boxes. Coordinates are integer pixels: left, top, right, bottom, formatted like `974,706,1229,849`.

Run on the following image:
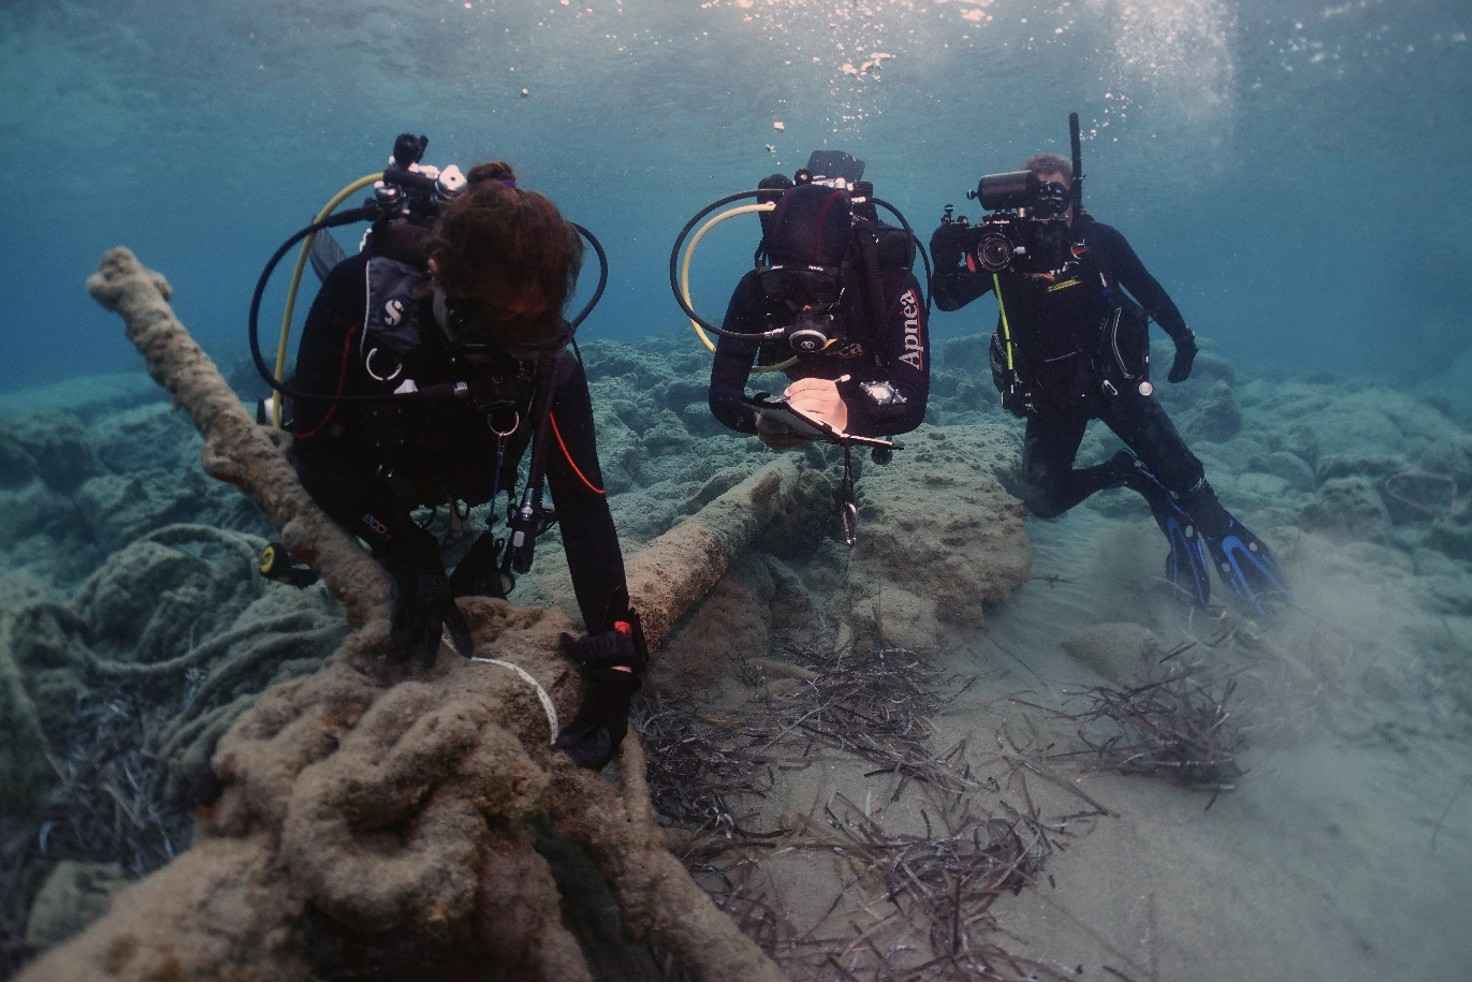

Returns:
764,183,852,268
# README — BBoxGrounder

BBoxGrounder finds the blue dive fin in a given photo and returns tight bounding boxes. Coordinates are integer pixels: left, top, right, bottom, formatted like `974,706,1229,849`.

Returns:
1200,513,1290,618
1116,452,1212,607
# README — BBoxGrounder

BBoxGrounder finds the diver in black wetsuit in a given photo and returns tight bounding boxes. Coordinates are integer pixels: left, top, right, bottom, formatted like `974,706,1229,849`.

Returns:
708,177,930,449
289,160,644,767
930,152,1287,615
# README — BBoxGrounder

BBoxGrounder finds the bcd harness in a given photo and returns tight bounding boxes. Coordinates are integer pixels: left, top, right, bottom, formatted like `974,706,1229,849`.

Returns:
988,222,1151,417
354,254,566,596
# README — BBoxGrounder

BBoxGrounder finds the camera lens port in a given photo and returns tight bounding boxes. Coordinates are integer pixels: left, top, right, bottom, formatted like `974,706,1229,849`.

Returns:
977,233,1016,272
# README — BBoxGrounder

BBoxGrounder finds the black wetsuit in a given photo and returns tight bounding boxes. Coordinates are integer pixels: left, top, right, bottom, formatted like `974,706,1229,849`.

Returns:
932,213,1203,516
290,251,627,633
709,264,930,438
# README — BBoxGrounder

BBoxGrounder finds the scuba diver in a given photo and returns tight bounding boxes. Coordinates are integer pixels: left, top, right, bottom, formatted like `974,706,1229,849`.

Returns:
269,141,644,769
680,152,929,541
706,155,928,446
929,118,1287,616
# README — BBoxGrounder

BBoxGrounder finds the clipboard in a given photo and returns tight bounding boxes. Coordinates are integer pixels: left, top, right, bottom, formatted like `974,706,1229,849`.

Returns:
744,394,897,450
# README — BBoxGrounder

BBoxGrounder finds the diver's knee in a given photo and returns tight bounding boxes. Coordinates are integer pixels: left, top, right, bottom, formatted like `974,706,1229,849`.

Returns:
1023,488,1069,519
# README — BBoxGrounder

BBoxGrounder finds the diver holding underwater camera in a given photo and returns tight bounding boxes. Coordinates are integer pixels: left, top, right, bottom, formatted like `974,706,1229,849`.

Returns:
929,115,1288,616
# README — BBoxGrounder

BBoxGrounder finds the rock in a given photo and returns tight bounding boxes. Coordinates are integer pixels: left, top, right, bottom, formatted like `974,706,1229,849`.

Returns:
0,431,39,489
74,471,213,555
1260,450,1317,492
90,402,203,476
940,333,990,371
847,424,1031,650
1061,622,1159,682
1180,380,1242,443
1298,476,1390,543
9,410,103,494
24,861,133,952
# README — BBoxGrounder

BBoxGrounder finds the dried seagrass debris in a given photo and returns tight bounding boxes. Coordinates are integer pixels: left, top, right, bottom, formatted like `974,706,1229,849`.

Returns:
0,682,194,974
1055,662,1245,792
755,637,981,794
639,633,1072,980
635,696,778,837
691,855,801,965
829,799,1048,964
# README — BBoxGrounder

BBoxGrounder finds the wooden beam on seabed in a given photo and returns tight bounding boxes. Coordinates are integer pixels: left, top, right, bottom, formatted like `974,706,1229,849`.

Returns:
23,247,801,980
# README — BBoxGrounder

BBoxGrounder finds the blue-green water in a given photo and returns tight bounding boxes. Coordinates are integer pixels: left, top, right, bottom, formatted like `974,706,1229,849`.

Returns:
3,0,1469,396
5,4,1472,975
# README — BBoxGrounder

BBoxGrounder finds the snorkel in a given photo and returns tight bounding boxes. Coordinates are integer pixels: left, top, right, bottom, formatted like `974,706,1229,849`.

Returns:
1069,111,1085,223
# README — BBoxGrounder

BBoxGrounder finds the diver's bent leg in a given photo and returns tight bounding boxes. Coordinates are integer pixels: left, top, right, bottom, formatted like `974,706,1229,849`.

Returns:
1100,399,1296,615
1179,481,1290,615
1102,393,1206,499
1020,410,1108,518
1100,397,1213,605
292,442,420,557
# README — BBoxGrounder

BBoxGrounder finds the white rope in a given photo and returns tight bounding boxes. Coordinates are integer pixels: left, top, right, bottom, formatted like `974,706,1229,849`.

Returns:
468,656,560,743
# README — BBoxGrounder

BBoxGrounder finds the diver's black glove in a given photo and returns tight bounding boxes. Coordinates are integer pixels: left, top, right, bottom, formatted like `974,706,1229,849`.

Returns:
930,223,970,271
448,530,507,598
555,666,640,769
383,530,473,667
1167,332,1198,384
555,610,648,770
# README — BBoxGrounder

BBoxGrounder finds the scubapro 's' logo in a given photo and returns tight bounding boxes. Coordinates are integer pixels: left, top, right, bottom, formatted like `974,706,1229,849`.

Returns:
383,296,410,328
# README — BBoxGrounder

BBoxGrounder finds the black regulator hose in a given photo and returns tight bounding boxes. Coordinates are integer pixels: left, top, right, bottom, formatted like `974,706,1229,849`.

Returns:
246,206,417,407
870,198,933,317
568,223,607,331
846,196,934,317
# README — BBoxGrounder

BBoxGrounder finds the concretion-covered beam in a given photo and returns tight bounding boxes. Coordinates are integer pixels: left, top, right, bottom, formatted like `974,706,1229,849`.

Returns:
24,249,798,981
85,246,388,628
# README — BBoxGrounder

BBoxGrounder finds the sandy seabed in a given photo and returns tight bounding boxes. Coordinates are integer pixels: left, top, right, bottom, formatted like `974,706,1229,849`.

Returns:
4,333,1472,979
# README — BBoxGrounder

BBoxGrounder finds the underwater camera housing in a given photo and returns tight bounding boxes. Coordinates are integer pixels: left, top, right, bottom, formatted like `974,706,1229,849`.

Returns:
956,170,1072,273
945,112,1085,274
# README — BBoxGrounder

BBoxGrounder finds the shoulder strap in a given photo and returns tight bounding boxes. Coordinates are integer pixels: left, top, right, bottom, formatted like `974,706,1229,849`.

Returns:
362,256,429,358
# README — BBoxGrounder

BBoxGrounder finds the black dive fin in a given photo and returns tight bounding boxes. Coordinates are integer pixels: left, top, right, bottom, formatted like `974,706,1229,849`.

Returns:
309,228,348,282
1199,513,1290,618
1117,453,1212,607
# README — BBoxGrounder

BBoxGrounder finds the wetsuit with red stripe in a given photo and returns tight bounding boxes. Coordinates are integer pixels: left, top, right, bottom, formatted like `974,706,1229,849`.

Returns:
289,251,628,633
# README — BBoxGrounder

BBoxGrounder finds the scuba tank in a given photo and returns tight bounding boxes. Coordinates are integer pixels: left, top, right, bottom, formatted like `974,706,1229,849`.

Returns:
671,152,930,546
248,132,608,425
669,150,931,370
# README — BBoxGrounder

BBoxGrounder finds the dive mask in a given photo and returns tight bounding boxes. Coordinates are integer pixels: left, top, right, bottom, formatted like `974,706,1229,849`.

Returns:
758,264,844,310
434,288,571,363
1032,180,1071,219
